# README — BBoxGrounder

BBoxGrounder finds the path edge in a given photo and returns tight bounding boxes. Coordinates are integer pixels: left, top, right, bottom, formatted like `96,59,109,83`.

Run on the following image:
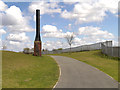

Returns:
48,55,61,89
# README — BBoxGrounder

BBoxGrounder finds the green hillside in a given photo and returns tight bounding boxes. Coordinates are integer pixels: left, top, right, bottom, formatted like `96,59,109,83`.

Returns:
2,51,59,88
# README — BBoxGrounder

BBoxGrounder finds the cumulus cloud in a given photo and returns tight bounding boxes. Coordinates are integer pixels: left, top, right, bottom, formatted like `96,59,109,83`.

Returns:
0,25,6,49
42,25,76,38
42,25,58,33
78,26,114,39
62,0,98,5
43,41,69,50
5,32,32,51
0,1,34,32
0,1,34,51
0,29,6,35
42,25,65,38
6,25,34,32
5,6,24,24
61,0,118,23
0,0,7,11
5,40,33,52
99,0,118,14
6,32,30,42
72,37,87,47
69,26,115,46
9,41,20,45
1,6,34,32
68,24,72,30
29,2,61,15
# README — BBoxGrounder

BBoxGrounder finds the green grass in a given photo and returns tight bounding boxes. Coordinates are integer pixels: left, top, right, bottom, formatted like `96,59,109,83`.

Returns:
51,50,118,81
2,51,59,88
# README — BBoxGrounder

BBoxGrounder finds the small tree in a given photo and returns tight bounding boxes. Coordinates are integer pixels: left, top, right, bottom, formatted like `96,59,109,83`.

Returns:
52,49,57,51
23,48,30,54
42,49,45,51
58,48,62,50
44,49,48,51
65,33,75,54
31,48,34,51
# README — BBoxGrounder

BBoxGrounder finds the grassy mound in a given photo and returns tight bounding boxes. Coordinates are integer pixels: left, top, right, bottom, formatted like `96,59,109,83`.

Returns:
2,51,59,88
52,50,118,81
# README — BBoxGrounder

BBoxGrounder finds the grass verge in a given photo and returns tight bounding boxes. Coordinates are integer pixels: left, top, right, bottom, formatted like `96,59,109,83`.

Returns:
2,51,59,88
50,50,118,81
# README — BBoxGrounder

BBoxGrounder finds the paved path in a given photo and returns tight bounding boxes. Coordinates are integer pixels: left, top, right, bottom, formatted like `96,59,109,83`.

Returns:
50,56,118,88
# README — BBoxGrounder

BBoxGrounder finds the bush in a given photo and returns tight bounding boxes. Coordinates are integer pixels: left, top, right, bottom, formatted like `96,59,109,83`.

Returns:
58,48,63,50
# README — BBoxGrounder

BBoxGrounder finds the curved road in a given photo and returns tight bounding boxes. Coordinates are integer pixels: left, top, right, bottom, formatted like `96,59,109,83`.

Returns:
50,56,118,88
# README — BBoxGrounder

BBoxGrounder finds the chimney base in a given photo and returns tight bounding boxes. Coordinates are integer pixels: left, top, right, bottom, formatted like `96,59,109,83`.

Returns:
34,41,42,56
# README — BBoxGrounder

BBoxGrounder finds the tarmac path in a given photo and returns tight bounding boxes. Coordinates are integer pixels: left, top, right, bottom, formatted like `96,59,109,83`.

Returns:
50,56,118,88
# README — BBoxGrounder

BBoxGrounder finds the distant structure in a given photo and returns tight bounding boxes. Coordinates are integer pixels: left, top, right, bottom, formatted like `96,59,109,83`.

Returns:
34,9,42,56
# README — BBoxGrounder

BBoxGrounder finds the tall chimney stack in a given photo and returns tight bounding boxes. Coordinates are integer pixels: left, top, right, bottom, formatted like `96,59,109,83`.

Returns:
34,9,42,56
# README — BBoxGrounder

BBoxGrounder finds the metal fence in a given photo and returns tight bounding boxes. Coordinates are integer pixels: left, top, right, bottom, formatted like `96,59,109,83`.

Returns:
101,43,120,57
42,41,113,55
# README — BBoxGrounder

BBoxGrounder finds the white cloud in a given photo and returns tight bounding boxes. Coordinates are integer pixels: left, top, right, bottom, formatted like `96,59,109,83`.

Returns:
5,6,24,23
64,31,76,37
5,41,33,52
0,26,6,49
29,2,61,15
6,25,34,32
76,26,115,45
1,5,34,32
0,0,7,11
1,38,33,51
0,29,6,35
42,25,76,38
99,0,118,14
1,13,17,25
4,32,32,51
9,41,20,45
78,26,114,39
6,32,30,42
63,0,98,5
73,37,86,47
0,2,34,51
42,25,65,38
43,32,65,38
61,0,118,23
42,25,58,33
1,5,23,25
68,24,72,30
43,41,69,50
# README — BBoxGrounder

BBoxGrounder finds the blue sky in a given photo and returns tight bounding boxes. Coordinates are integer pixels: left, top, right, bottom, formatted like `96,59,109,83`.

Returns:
0,0,119,51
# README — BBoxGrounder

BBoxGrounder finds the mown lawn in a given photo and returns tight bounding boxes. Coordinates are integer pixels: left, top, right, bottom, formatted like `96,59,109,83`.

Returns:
2,51,59,88
51,50,118,81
